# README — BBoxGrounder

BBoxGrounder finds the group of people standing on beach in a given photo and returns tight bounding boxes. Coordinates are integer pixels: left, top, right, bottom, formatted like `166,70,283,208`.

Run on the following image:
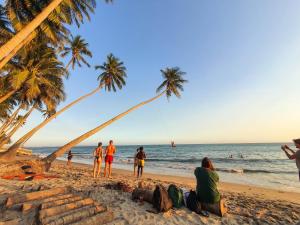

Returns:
93,142,148,179
68,140,147,179
93,141,147,179
92,140,116,178
93,142,147,179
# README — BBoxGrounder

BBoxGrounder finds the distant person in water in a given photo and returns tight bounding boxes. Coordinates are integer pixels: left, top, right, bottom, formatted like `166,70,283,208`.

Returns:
281,138,300,181
104,140,116,178
136,146,146,178
133,148,139,176
67,150,73,167
194,157,227,216
93,142,103,178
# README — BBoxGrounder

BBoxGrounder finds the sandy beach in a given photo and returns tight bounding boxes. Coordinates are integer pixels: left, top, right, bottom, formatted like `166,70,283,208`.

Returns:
0,159,299,225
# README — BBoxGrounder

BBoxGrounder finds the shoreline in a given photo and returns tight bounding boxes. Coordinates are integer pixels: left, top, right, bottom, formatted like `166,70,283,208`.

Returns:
56,160,300,204
62,156,300,193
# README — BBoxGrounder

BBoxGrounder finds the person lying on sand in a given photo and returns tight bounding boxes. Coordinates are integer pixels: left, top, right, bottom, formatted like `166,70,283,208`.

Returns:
281,138,300,181
93,142,103,178
104,140,116,178
136,146,146,178
194,157,226,216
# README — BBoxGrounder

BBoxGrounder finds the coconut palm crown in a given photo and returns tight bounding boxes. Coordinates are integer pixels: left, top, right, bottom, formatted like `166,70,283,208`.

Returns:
156,67,187,98
95,53,127,92
61,35,92,70
2,42,67,106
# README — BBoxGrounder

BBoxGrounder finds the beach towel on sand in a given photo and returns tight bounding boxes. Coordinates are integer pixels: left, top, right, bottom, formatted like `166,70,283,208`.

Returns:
152,185,173,212
168,184,184,208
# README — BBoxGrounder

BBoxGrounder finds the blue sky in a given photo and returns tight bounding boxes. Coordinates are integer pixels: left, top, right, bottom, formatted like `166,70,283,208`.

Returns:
12,0,300,146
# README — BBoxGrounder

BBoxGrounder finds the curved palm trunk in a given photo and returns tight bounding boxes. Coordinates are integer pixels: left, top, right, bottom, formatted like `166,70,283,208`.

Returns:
0,33,36,70
0,86,102,161
42,91,165,171
0,90,16,104
0,105,35,148
0,0,63,63
0,104,23,135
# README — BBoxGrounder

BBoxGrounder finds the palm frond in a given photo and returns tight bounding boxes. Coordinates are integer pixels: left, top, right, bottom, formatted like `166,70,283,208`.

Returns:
95,53,127,92
157,67,187,99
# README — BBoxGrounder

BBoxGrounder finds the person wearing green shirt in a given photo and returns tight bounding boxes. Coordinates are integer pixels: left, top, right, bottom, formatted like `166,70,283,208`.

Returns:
194,157,227,217
194,157,221,204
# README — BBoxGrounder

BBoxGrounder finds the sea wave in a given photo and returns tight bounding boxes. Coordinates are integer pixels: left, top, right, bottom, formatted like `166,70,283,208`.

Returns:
217,168,297,174
142,157,283,164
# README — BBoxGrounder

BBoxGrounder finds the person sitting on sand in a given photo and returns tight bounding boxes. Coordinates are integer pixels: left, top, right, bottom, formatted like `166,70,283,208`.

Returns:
67,150,73,167
133,148,139,176
281,138,300,181
93,142,103,178
136,146,146,178
194,157,226,216
104,140,116,178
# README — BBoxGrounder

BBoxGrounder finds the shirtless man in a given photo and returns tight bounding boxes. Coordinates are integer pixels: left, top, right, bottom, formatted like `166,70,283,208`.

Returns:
281,138,300,181
104,140,116,178
136,146,146,178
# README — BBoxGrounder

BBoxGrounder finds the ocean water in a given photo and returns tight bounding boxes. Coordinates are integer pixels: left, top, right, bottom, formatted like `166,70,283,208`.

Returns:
32,143,300,193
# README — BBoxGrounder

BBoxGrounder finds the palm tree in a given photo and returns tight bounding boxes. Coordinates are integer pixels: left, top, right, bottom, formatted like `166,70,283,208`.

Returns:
0,103,36,147
61,35,92,70
0,42,68,104
0,43,66,158
0,0,70,70
0,53,126,161
95,53,126,92
0,0,111,69
6,0,69,44
0,103,23,136
42,67,187,171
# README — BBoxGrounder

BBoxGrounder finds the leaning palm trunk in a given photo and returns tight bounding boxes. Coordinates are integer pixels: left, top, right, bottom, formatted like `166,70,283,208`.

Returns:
42,91,166,171
0,104,23,135
0,86,102,161
0,90,16,104
0,0,63,63
0,33,35,70
0,105,35,148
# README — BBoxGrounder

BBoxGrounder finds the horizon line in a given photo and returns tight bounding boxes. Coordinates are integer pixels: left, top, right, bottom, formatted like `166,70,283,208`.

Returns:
26,141,291,148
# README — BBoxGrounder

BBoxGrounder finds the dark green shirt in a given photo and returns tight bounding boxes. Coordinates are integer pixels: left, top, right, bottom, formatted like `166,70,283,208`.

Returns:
194,167,220,204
